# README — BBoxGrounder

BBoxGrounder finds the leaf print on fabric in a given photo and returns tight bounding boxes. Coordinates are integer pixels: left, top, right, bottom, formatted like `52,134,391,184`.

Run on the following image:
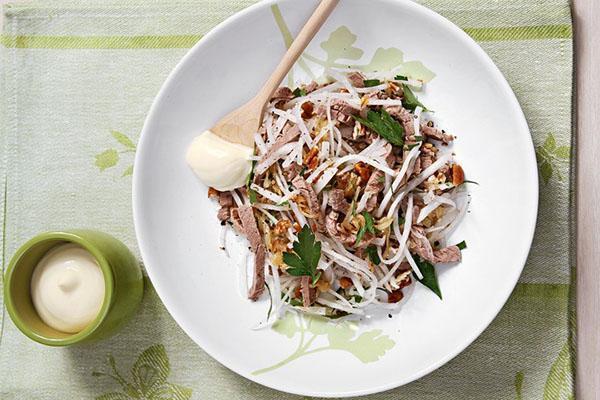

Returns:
93,344,192,400
252,313,395,375
270,5,436,84
536,133,571,184
543,342,574,400
111,130,137,150
515,371,524,400
95,130,137,178
95,149,119,171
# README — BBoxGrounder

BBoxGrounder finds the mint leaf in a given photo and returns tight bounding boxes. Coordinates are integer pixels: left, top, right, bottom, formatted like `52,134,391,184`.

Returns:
402,84,428,112
363,79,381,87
354,109,404,146
248,188,258,204
413,255,442,299
365,245,381,265
292,87,307,98
355,211,376,245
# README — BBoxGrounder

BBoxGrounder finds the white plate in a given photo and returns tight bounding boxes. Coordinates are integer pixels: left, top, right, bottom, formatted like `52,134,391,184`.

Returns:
133,0,538,397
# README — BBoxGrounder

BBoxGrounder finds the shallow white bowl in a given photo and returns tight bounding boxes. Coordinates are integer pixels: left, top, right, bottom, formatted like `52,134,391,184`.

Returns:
133,0,538,397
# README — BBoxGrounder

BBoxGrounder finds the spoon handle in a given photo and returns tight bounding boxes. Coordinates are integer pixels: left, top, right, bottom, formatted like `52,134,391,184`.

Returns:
256,0,339,103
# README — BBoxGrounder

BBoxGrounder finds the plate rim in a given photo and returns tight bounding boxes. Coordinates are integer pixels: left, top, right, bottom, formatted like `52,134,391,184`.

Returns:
133,0,539,397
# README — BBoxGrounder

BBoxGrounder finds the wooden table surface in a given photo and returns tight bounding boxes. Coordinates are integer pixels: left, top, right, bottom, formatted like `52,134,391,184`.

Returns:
0,0,598,398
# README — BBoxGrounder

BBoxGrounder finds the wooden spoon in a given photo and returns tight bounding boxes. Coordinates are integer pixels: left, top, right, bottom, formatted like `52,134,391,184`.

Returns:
210,0,340,147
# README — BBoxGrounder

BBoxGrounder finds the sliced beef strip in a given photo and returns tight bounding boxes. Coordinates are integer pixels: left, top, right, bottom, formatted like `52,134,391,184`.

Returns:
284,163,302,181
255,125,300,175
218,192,234,208
421,123,454,144
412,156,422,176
238,205,262,251
292,175,325,232
347,71,366,88
249,244,266,301
384,105,415,138
236,205,266,301
271,87,294,104
304,81,319,94
325,211,356,245
331,99,360,126
217,207,231,222
216,192,234,222
301,276,318,307
433,245,461,263
420,154,434,170
362,144,392,212
409,226,435,262
230,208,244,234
364,170,384,213
328,189,350,214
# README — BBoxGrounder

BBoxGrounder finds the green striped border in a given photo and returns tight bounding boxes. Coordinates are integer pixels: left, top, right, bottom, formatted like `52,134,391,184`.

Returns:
0,24,572,49
0,34,202,49
464,24,572,41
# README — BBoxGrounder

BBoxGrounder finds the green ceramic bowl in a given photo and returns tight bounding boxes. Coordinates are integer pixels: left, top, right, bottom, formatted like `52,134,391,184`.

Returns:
4,230,143,346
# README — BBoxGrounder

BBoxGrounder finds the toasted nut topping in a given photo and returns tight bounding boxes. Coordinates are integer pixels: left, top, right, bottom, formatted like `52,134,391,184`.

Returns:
339,277,353,289
452,164,465,186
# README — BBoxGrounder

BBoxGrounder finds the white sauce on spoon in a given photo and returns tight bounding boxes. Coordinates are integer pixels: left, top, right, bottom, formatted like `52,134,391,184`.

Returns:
186,130,254,191
30,244,105,333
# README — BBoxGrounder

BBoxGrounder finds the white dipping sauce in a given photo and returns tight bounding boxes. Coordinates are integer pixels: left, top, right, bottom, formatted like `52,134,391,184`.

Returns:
30,243,105,333
186,130,254,191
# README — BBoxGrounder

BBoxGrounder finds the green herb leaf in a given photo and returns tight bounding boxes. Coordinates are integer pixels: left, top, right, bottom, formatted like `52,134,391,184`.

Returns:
363,79,382,87
355,211,376,245
456,240,467,250
394,75,408,81
248,188,258,204
413,135,424,141
292,87,307,98
246,161,256,187
351,295,363,303
353,109,404,146
402,84,428,112
283,225,322,282
365,245,381,265
289,298,303,307
413,255,442,299
311,271,322,286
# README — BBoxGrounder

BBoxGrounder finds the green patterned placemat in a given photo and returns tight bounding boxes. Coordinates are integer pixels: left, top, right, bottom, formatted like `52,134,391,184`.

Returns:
0,0,574,398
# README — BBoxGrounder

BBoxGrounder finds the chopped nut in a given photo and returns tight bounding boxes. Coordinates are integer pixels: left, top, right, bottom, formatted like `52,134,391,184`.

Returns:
388,290,404,303
208,187,219,198
301,101,314,119
304,147,320,171
315,279,330,292
452,164,465,186
273,220,291,236
354,162,372,185
339,277,353,289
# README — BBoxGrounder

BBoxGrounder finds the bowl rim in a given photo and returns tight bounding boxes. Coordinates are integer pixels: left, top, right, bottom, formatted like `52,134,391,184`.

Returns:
4,231,115,346
132,0,538,396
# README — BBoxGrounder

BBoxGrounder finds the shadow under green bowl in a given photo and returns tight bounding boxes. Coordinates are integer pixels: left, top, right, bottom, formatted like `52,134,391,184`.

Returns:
4,230,144,346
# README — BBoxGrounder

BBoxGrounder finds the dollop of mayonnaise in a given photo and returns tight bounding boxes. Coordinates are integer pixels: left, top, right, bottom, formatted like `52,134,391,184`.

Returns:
30,244,105,333
186,130,254,191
